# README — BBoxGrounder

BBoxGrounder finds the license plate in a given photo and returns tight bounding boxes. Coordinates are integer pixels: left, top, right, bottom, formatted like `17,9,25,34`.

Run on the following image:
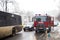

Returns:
39,27,43,29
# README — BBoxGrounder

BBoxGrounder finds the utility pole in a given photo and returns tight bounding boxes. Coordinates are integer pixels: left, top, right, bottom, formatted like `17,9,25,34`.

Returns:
5,0,7,12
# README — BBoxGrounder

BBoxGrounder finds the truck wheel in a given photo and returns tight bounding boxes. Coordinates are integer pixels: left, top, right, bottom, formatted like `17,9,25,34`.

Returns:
35,30,39,33
48,27,51,33
35,31,37,33
12,28,16,36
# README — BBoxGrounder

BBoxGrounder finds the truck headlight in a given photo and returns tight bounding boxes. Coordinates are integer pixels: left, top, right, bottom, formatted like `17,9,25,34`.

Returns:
34,27,36,29
46,28,49,30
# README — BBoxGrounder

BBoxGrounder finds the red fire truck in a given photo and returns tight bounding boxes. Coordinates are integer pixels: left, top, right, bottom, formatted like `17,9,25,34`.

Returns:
33,14,54,33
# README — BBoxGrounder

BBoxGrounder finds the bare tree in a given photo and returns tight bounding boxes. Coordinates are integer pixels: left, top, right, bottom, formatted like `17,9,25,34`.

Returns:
56,0,60,21
0,0,20,13
56,13,60,21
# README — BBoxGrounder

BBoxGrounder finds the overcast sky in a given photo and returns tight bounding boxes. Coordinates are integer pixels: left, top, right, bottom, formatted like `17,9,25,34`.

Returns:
15,0,59,17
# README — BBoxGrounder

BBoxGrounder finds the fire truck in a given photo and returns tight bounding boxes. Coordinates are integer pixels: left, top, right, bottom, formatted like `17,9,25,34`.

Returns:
33,14,54,33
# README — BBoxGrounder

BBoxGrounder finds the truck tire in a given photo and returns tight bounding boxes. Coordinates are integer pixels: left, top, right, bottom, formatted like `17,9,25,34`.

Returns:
35,30,39,33
48,27,51,33
12,28,16,36
35,30,38,33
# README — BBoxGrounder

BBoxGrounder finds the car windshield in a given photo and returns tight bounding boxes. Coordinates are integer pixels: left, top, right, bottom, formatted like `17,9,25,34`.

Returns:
24,22,33,27
27,22,33,25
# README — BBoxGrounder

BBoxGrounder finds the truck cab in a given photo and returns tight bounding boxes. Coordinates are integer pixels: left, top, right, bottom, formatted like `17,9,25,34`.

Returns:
33,14,54,33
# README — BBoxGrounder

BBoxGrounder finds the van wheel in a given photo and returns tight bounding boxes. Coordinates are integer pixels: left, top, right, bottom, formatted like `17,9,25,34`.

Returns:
24,29,26,31
12,28,16,36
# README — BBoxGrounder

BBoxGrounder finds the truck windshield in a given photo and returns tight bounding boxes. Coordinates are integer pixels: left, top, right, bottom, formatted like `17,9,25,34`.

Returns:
36,16,47,22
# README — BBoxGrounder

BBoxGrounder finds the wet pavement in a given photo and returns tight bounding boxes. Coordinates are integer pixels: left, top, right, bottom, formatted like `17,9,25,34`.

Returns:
2,30,60,40
3,31,47,40
4,31,35,40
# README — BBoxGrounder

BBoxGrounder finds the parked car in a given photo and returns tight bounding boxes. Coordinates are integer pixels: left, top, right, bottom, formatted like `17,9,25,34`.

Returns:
54,20,59,27
23,22,34,31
